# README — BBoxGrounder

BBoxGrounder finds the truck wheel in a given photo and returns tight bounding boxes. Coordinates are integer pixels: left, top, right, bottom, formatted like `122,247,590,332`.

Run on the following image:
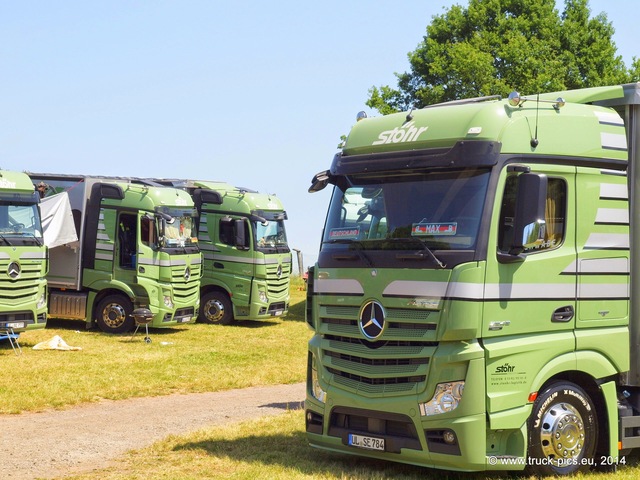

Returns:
95,294,135,334
198,291,234,325
527,381,597,475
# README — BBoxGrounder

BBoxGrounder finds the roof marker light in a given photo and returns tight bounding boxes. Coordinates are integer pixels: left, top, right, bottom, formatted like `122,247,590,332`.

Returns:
553,97,566,111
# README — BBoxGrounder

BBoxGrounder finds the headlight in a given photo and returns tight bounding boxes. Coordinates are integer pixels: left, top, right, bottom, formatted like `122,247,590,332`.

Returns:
419,381,465,416
37,292,46,309
163,295,174,309
310,355,326,403
259,290,268,303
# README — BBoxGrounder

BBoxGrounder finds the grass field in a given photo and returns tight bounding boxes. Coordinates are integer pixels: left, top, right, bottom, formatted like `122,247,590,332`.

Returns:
62,410,640,480
0,277,309,414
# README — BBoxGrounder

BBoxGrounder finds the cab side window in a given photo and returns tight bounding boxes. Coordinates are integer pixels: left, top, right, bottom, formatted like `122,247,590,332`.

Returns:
219,219,234,246
498,175,566,253
118,213,137,268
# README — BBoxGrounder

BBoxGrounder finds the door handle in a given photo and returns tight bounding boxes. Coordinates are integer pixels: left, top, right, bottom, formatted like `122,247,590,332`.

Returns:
552,305,574,323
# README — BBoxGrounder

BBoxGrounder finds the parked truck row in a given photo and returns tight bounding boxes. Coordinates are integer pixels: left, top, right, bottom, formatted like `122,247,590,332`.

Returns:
146,179,292,325
305,82,640,475
0,172,291,337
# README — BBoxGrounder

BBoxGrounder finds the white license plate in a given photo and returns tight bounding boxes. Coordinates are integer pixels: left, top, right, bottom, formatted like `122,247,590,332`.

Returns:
178,316,192,323
348,433,385,451
273,310,283,316
6,322,25,329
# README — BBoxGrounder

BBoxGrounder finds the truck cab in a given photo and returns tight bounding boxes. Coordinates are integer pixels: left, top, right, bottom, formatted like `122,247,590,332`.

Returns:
305,85,638,474
0,171,47,334
149,179,292,325
29,174,201,334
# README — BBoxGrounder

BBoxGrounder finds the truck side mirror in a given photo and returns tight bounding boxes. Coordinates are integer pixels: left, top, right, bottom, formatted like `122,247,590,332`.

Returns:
309,170,331,193
235,219,248,249
158,218,166,248
509,173,547,256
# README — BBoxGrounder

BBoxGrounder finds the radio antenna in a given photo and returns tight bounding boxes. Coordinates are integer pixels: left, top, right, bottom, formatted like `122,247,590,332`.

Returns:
531,93,540,148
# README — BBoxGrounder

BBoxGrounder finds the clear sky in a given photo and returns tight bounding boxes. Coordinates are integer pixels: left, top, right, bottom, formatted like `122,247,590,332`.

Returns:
0,0,636,271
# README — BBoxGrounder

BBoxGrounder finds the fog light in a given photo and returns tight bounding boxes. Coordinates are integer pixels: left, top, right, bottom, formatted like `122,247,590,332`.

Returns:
443,430,456,444
419,381,465,416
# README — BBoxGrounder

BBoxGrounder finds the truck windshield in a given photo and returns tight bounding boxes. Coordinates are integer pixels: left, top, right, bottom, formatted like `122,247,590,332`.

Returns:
255,218,288,252
321,169,489,254
163,214,197,248
0,197,43,246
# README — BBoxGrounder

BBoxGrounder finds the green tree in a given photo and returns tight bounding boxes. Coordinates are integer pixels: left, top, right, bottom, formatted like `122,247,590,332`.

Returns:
367,0,635,114
629,58,640,82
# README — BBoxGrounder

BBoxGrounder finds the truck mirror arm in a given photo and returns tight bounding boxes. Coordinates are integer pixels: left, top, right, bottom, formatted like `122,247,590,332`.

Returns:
497,250,525,264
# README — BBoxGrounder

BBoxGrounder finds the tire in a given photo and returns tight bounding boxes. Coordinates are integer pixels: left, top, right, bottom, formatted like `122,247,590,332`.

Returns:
527,381,597,475
95,294,135,334
198,291,234,325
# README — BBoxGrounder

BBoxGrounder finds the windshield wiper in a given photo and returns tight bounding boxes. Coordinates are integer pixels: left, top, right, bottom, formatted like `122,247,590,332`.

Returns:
392,238,446,269
0,233,14,246
19,232,43,246
323,239,374,267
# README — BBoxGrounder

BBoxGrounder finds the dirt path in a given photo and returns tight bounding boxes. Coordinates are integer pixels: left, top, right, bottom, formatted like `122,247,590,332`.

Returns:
0,382,305,480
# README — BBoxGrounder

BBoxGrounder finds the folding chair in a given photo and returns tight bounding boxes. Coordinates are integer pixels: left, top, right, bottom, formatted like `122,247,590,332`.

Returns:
0,328,22,355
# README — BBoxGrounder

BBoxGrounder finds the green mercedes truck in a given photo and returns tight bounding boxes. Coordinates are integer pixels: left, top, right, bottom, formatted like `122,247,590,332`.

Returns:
0,170,47,334
28,174,201,334
148,179,291,325
306,83,640,474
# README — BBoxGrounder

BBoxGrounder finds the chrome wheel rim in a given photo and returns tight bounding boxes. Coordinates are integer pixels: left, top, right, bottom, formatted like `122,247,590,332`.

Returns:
204,299,224,323
101,303,127,328
539,402,585,464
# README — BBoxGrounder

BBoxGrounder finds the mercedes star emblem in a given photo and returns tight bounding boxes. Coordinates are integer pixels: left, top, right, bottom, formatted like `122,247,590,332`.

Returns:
7,261,21,280
359,301,386,340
